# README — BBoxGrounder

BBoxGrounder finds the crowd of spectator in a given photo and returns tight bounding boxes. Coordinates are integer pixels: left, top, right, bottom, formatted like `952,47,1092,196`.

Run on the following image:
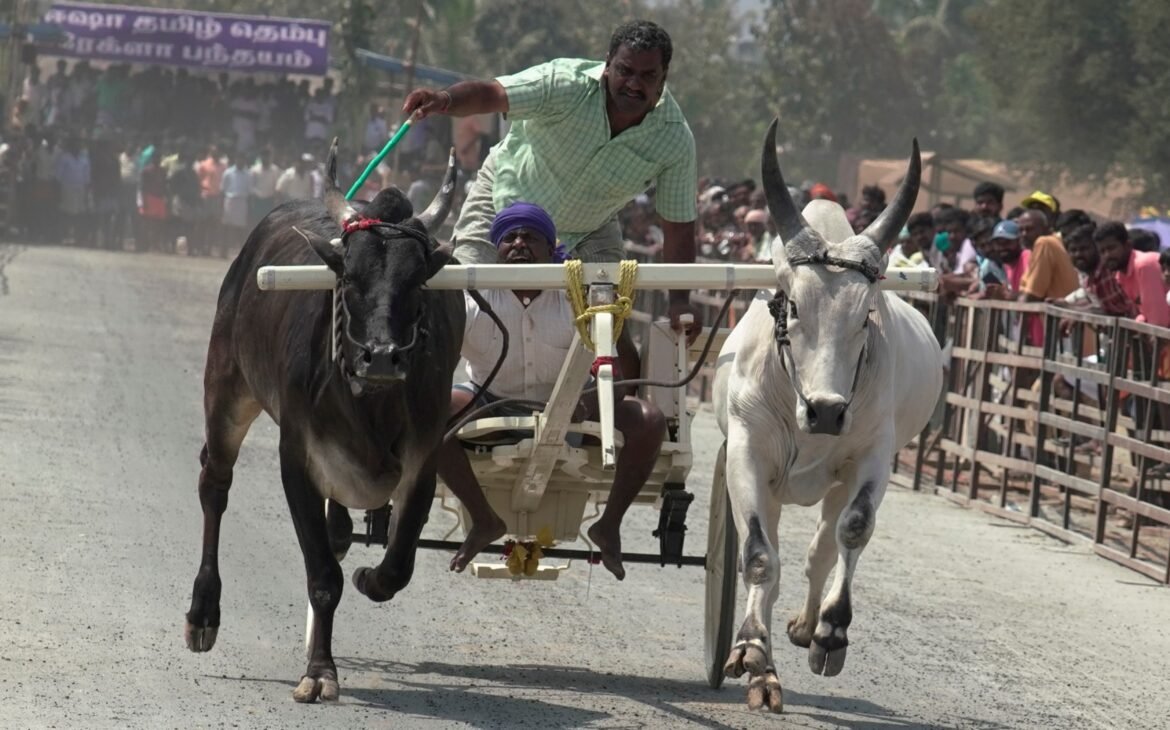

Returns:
0,60,450,254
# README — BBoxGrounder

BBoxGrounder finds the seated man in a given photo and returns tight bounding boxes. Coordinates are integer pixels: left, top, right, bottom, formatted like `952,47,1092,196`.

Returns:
437,202,666,580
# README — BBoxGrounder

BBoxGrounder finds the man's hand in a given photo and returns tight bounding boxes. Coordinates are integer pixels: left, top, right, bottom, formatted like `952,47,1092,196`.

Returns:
402,88,451,120
669,298,702,346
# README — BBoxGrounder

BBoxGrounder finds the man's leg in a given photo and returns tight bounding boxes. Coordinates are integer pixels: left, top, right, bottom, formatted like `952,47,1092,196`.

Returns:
451,155,501,265
435,386,507,572
586,397,666,580
570,218,625,263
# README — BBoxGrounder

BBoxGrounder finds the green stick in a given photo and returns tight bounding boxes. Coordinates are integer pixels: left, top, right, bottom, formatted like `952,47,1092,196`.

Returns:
345,119,413,200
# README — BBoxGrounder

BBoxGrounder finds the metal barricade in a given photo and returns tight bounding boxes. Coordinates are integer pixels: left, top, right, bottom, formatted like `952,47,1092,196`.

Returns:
1094,318,1170,582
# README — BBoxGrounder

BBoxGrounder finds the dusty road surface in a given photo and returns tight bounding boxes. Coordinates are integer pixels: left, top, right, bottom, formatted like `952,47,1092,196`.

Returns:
2,242,1169,729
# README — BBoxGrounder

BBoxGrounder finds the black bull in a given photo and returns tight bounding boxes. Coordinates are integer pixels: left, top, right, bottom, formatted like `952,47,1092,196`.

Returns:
184,146,463,703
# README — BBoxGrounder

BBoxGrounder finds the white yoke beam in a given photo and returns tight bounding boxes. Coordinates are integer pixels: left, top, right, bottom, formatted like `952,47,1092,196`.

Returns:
257,263,939,293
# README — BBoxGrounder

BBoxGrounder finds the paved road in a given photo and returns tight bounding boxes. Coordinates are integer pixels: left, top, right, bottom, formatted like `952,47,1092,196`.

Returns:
2,243,1168,729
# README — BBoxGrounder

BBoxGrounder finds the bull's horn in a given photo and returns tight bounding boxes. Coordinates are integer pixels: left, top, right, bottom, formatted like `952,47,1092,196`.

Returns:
416,148,458,232
861,139,921,251
761,118,814,253
323,137,352,226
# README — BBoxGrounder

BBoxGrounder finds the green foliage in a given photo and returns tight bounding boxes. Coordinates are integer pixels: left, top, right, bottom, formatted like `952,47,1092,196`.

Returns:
754,0,915,159
643,0,763,177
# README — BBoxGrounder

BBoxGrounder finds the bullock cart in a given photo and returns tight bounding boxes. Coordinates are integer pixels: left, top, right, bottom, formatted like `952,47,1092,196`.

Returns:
257,260,936,688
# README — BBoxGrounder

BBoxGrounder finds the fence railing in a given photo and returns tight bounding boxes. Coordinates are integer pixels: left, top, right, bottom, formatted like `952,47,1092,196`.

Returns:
628,245,1170,584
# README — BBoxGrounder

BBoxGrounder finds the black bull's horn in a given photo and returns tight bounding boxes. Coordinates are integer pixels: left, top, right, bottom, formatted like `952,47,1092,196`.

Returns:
760,118,922,253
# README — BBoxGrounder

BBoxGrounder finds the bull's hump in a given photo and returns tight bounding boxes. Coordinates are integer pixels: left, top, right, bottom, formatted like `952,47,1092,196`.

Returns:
305,435,403,511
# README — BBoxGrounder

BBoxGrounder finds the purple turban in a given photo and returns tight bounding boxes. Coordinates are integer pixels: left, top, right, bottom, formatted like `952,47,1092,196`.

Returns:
490,201,559,257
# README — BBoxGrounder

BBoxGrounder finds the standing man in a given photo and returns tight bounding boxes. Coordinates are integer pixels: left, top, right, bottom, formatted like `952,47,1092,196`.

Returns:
402,20,700,337
1095,221,1170,327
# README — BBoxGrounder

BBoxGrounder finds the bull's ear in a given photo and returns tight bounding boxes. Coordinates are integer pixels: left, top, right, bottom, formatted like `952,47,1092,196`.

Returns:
293,226,344,274
427,242,454,279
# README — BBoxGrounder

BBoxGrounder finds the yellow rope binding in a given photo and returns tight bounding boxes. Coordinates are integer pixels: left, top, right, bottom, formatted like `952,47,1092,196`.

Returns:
564,259,638,350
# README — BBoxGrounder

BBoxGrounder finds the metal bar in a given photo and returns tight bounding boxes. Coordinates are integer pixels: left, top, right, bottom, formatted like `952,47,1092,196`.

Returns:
414,538,707,567
256,263,939,292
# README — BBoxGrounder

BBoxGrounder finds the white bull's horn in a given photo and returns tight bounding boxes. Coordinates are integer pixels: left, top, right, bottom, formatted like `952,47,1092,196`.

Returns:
861,139,922,252
761,118,818,257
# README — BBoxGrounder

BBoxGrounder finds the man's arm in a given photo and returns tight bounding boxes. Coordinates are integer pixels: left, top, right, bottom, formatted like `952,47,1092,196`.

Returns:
403,80,509,120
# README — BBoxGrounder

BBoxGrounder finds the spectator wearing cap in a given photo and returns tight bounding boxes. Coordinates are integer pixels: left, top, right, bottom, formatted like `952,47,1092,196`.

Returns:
973,181,1005,221
974,220,1018,295
1061,223,1137,317
1021,190,1060,225
276,153,315,203
989,219,1029,295
1096,221,1170,327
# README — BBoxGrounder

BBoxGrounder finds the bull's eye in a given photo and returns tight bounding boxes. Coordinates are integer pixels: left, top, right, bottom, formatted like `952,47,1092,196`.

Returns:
789,300,799,320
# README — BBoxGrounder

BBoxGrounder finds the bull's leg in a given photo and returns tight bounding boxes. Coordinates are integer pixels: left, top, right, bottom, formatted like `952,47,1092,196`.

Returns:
786,485,849,648
280,436,344,702
185,354,261,653
721,423,785,713
353,462,438,602
807,455,889,678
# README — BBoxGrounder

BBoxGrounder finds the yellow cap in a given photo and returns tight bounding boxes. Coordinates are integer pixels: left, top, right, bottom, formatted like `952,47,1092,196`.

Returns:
1020,190,1058,213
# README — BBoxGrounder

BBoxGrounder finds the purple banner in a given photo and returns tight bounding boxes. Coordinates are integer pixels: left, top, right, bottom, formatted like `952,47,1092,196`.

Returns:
43,1,331,76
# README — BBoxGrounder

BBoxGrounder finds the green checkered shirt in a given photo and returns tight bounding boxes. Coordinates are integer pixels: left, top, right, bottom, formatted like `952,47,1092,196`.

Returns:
491,58,697,249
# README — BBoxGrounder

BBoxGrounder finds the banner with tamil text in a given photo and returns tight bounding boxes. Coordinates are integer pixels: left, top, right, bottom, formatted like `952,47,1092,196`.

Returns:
43,1,330,76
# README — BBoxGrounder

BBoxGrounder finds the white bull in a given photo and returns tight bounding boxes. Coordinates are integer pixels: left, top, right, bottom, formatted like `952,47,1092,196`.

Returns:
713,119,943,712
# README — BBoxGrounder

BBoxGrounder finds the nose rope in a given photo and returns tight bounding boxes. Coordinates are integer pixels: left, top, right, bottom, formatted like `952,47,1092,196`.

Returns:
767,288,868,413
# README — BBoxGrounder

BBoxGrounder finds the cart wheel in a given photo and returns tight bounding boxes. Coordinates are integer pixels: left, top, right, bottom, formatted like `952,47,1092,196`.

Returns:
704,441,738,689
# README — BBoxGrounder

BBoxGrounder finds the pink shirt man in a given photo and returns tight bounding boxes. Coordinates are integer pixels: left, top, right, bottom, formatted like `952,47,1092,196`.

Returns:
1116,250,1170,327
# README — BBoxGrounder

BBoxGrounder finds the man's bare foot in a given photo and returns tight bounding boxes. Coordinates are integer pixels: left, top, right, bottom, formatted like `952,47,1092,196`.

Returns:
450,516,507,572
587,521,626,580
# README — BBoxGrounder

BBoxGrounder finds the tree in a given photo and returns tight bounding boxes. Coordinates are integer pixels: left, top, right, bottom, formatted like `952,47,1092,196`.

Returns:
968,0,1136,189
753,0,916,180
644,0,763,178
472,0,641,76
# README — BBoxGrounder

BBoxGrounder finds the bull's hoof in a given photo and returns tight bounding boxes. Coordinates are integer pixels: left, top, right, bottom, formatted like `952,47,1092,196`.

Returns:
747,672,784,713
293,671,340,703
724,641,768,678
742,643,769,675
808,639,848,677
184,622,218,653
352,566,396,602
786,615,813,648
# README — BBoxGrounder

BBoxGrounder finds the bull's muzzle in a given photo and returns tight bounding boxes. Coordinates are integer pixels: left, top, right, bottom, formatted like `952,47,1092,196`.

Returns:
804,396,849,436
353,344,408,383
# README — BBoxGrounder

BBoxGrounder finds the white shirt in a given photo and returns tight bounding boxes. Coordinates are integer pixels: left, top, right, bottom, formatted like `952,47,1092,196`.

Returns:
250,162,280,198
276,167,313,200
462,288,577,401
221,165,252,198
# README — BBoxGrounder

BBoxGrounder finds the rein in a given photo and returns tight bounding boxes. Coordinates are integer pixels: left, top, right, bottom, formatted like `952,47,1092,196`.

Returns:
767,252,876,408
